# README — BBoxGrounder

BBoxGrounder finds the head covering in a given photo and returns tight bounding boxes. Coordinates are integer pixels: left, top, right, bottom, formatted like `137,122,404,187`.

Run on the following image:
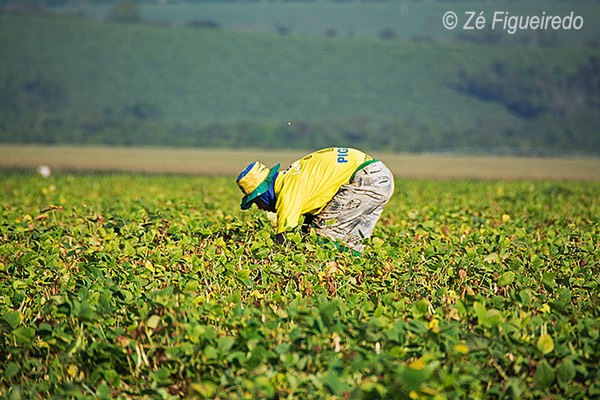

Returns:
256,176,277,212
236,162,280,210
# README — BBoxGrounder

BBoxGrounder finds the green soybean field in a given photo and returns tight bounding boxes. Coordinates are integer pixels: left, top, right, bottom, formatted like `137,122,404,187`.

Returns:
1,172,598,399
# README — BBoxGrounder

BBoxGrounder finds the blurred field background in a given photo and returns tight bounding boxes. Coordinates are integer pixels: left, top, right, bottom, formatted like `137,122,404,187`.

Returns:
1,0,599,156
1,144,599,181
45,0,600,45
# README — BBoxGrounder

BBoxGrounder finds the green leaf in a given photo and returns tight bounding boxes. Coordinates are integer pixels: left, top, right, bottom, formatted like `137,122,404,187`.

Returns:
1,311,22,330
506,377,524,399
12,280,27,290
191,381,218,399
412,299,429,317
147,315,161,330
217,336,235,352
4,362,19,380
76,300,95,322
552,288,572,313
254,375,275,398
96,382,111,400
384,320,405,343
225,351,246,364
150,367,172,386
556,358,576,387
484,252,499,264
398,359,436,392
486,308,503,327
204,345,218,360
533,359,555,389
359,380,388,397
184,281,199,293
274,343,291,356
537,334,554,355
542,272,557,289
237,269,251,281
318,298,338,328
473,302,487,325
519,289,532,307
321,371,350,396
497,271,515,286
13,326,35,345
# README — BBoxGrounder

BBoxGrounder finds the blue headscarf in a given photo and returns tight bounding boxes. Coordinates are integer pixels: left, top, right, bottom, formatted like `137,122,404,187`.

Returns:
256,172,278,212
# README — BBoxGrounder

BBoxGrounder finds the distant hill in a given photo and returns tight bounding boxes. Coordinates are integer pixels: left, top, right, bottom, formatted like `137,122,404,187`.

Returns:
0,12,599,155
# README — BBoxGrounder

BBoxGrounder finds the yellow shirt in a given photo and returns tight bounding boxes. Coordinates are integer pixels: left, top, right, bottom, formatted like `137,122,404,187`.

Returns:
273,147,373,233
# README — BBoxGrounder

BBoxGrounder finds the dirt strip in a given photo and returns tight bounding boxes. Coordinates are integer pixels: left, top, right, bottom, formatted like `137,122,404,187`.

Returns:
1,145,599,180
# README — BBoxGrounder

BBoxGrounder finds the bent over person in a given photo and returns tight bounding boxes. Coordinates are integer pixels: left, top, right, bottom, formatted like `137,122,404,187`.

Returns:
236,147,394,253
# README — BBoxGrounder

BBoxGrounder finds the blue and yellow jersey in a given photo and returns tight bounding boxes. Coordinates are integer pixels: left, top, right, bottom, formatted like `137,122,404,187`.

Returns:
273,147,373,233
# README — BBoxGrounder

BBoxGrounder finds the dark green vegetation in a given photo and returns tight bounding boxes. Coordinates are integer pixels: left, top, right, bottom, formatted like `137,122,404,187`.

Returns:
1,8,600,155
1,173,599,398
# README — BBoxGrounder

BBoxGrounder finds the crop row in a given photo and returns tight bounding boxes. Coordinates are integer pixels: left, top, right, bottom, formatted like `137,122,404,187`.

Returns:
1,173,598,399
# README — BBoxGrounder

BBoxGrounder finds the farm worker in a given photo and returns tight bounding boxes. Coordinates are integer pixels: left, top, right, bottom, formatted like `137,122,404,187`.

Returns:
236,147,394,253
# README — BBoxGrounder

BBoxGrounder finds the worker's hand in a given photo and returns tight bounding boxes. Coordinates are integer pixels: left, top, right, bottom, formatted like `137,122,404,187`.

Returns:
301,214,315,234
275,232,285,245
